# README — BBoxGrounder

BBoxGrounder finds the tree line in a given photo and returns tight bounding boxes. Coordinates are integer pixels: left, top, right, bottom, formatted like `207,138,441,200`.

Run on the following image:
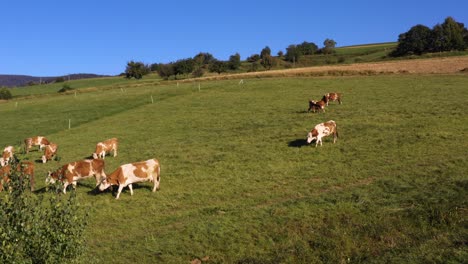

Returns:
124,39,337,79
391,16,468,57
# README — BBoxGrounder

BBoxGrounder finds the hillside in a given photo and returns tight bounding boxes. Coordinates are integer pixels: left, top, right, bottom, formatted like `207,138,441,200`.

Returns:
0,73,109,87
0,72,466,263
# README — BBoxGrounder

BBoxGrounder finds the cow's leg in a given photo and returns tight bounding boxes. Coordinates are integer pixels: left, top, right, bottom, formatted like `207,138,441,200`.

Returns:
115,185,125,199
128,184,134,196
63,182,69,194
153,176,160,192
113,146,117,157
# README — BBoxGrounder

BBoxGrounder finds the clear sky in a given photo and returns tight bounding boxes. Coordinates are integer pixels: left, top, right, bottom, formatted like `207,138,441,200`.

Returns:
1,0,467,76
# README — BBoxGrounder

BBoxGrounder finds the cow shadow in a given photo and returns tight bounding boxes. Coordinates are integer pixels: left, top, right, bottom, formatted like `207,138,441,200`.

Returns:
288,138,309,148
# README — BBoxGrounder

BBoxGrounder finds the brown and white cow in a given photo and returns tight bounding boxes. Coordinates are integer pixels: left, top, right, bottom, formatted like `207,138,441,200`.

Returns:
1,146,14,166
42,143,58,163
308,99,325,113
46,159,106,194
0,161,35,192
92,138,118,159
25,136,50,153
99,158,160,199
324,92,342,105
306,120,338,147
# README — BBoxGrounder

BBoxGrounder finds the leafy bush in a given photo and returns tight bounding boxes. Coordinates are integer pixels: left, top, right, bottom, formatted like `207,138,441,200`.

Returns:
125,61,150,79
0,88,13,100
192,68,204,78
0,160,88,263
58,84,73,93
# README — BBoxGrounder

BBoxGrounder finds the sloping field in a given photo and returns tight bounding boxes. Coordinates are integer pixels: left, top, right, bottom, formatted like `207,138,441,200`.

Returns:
200,56,468,81
0,73,467,263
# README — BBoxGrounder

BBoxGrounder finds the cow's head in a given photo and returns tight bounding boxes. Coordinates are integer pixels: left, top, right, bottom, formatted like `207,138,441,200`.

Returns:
98,178,111,191
307,130,317,144
45,171,58,185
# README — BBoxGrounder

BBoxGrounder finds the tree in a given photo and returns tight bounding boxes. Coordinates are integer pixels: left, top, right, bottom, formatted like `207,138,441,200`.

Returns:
173,58,195,77
260,46,271,59
193,52,216,68
209,60,228,74
298,41,318,55
322,38,337,54
440,16,466,51
125,61,150,79
0,161,88,263
392,24,432,56
157,63,175,80
261,55,274,70
285,45,302,63
228,53,241,70
247,54,260,62
0,88,12,100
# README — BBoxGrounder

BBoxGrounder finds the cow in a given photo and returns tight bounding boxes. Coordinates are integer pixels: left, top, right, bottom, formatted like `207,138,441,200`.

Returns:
1,146,14,166
42,143,58,163
308,96,328,113
324,92,342,105
308,100,324,113
0,161,35,192
25,136,50,153
306,120,338,147
46,159,106,194
92,138,118,159
99,158,160,199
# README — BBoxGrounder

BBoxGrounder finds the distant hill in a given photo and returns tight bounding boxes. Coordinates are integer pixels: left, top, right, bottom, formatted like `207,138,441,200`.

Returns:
0,73,109,87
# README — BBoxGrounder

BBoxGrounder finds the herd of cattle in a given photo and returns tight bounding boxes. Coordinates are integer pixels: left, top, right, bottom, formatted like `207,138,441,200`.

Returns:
0,137,161,199
306,92,342,147
0,91,341,198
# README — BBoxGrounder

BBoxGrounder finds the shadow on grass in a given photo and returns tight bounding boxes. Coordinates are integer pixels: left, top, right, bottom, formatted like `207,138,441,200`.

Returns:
87,184,156,197
288,138,309,148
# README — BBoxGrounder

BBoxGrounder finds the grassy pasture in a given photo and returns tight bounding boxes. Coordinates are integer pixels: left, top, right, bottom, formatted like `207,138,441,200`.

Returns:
0,74,467,263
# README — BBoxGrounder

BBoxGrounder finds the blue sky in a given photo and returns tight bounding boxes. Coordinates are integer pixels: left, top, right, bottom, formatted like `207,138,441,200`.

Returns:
1,0,467,76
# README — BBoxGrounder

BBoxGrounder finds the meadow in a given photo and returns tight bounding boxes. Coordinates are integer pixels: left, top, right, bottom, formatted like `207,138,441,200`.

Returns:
0,73,467,263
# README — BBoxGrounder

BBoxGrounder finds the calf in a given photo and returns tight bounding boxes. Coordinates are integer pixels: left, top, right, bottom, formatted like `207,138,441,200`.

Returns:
25,136,50,153
324,92,342,105
42,143,58,163
93,138,118,159
0,161,35,192
1,146,14,166
307,120,338,147
99,158,160,199
46,159,106,194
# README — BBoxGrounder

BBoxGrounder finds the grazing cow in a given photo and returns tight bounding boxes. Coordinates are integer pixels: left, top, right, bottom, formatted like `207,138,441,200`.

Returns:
42,143,58,163
93,138,118,159
0,161,35,192
46,159,106,194
99,158,160,199
1,146,14,166
306,120,338,147
308,100,325,113
308,96,328,113
324,92,342,105
25,136,50,153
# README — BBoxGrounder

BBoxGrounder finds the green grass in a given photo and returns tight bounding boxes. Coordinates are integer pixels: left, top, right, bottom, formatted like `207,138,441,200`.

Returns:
0,74,467,263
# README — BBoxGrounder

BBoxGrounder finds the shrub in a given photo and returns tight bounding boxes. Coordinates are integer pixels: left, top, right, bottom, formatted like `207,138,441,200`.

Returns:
58,84,73,93
0,160,88,263
0,88,13,100
192,68,205,78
